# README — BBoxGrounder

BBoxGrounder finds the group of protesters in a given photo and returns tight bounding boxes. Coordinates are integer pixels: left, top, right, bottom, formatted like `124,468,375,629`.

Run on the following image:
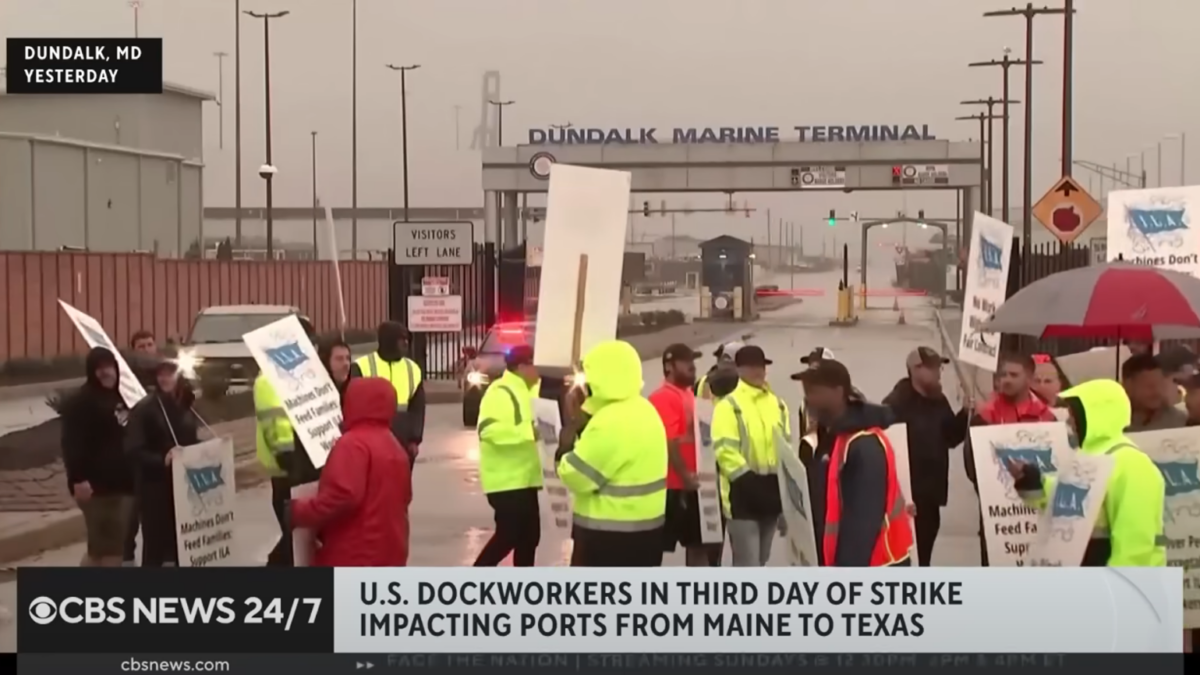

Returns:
61,313,1187,574
60,330,200,567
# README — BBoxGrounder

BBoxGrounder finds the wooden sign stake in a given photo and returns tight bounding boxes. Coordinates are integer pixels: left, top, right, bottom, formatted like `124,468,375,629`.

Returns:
570,254,589,365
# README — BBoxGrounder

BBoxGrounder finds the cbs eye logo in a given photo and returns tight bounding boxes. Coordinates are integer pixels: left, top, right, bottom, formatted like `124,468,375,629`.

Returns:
28,597,59,625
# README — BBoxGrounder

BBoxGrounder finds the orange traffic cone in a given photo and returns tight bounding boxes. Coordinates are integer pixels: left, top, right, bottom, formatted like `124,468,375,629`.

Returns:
892,296,900,311
898,308,907,325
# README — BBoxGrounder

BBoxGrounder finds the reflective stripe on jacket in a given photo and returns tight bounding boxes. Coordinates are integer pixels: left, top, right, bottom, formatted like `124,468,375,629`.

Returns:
477,371,542,493
823,428,913,566
557,340,667,533
355,353,423,408
253,375,292,476
711,381,789,518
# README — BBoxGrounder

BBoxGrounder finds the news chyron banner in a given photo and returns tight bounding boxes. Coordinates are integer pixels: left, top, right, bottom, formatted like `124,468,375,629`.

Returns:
18,567,334,655
15,569,1187,673
5,38,163,94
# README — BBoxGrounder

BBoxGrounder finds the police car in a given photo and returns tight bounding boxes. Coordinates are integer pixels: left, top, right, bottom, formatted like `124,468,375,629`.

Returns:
459,321,536,427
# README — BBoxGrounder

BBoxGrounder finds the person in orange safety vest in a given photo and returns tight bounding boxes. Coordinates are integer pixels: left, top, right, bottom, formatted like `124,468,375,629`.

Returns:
795,358,914,567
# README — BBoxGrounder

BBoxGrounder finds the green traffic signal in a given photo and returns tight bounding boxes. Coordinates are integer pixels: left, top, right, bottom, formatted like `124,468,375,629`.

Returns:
827,218,836,227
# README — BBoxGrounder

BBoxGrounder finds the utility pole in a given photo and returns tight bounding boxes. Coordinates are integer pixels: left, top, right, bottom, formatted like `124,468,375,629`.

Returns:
351,0,358,257
128,0,142,38
489,100,515,146
213,51,228,149
960,98,1019,214
311,131,319,254
245,9,290,260
765,209,772,266
983,5,1058,278
386,63,421,222
234,0,243,246
454,105,462,150
1061,0,1076,175
969,50,1038,258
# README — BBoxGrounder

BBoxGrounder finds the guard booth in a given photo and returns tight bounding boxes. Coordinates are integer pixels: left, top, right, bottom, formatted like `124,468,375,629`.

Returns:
698,235,754,321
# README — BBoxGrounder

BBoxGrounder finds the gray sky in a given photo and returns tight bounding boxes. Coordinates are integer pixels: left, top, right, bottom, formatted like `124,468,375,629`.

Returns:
3,0,1196,246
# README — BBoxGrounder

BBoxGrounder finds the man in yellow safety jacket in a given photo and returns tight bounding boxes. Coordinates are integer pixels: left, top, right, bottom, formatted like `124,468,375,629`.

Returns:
1011,378,1167,566
556,340,668,566
353,321,426,469
712,345,789,567
253,316,321,567
473,345,543,567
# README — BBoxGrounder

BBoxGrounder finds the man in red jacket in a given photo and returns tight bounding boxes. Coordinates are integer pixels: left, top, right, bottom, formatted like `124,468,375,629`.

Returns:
292,378,412,566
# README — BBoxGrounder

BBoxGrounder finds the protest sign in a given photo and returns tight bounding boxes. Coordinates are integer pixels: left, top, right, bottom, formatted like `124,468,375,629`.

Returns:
1029,453,1113,566
533,164,632,369
1107,185,1200,276
58,299,147,409
775,429,818,566
1129,427,1200,628
885,424,919,565
242,315,341,470
532,399,572,535
692,398,723,545
172,437,238,567
970,422,1074,566
958,213,1014,372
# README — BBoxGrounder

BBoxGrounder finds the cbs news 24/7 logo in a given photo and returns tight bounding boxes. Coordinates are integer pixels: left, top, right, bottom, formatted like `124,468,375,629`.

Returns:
5,38,164,94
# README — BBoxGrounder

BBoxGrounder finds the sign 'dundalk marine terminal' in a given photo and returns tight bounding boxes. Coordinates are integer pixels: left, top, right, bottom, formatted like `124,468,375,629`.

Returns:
526,123,937,145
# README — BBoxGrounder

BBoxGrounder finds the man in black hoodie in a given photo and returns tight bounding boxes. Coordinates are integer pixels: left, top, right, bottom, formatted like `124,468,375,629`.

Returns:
881,347,970,566
61,347,135,567
352,322,426,469
796,359,913,567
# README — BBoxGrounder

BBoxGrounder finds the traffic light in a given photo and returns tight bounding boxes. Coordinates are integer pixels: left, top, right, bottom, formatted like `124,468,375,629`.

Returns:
918,209,925,219
827,209,836,227
643,201,650,217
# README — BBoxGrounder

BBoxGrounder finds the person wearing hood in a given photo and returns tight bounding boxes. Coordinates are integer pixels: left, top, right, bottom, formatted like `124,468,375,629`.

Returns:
254,316,323,567
124,358,200,566
1011,378,1166,567
352,321,426,469
711,346,789,566
319,338,355,400
292,378,412,566
797,359,914,567
61,346,135,567
880,347,970,566
555,340,668,567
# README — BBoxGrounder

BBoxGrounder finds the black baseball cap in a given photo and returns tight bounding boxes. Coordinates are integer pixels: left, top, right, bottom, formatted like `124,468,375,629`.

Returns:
734,345,772,366
663,343,701,364
504,344,535,368
793,359,854,390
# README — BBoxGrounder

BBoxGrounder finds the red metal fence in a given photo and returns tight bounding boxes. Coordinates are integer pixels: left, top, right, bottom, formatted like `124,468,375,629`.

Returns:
0,252,388,363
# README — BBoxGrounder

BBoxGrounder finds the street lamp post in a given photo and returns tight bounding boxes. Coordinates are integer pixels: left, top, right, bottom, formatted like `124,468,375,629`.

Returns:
386,63,421,223
213,51,227,149
244,9,289,260
128,0,142,38
234,0,243,246
969,50,1039,268
311,131,319,253
489,100,515,147
960,98,1020,214
351,0,358,257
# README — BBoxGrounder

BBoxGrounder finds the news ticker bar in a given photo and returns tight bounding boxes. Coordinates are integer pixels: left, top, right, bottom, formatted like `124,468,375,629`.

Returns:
9,653,1191,675
5,38,164,94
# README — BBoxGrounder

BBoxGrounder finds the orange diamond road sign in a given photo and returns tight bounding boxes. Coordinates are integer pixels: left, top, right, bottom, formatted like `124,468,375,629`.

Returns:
1032,175,1103,244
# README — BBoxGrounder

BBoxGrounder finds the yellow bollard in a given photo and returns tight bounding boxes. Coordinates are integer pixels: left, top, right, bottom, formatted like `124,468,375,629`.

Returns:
830,284,859,327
